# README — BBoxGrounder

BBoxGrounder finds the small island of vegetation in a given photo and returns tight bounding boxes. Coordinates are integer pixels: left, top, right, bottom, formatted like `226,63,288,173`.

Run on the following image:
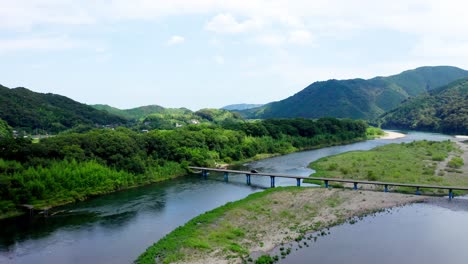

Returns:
306,140,467,194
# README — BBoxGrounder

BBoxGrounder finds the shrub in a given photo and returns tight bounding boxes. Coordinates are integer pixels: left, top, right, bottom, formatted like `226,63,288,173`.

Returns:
448,157,464,168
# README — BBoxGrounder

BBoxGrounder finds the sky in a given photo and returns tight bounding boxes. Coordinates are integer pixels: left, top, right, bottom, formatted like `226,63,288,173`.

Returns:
1,0,468,110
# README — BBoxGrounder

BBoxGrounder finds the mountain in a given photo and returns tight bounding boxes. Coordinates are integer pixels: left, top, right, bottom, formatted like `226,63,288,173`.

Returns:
380,78,468,134
239,66,468,120
221,104,264,111
91,104,194,120
0,85,127,133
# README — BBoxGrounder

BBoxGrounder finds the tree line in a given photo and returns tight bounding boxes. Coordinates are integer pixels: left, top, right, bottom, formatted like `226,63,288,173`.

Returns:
0,118,367,216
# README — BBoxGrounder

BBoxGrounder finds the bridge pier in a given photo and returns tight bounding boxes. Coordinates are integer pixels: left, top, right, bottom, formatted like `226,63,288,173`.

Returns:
189,167,468,197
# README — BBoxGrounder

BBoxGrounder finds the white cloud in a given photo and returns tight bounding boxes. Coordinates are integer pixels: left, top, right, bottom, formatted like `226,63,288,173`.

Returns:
411,37,468,58
288,30,314,45
252,30,315,47
166,35,185,46
0,36,80,53
214,55,225,64
0,0,94,30
205,13,263,34
254,34,286,46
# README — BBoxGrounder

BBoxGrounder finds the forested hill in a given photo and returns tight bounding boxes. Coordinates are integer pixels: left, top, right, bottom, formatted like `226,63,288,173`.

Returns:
239,66,468,120
0,118,12,138
221,104,264,111
0,84,127,133
91,104,180,120
380,78,468,134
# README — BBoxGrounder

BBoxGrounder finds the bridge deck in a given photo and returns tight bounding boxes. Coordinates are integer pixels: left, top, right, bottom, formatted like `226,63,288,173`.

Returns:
188,166,468,191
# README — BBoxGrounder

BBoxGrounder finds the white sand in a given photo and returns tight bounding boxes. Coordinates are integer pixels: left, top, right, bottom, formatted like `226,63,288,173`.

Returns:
455,135,468,139
380,130,406,139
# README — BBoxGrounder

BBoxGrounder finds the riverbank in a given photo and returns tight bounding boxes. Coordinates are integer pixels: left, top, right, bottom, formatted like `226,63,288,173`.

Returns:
380,130,406,139
136,187,424,264
0,168,188,220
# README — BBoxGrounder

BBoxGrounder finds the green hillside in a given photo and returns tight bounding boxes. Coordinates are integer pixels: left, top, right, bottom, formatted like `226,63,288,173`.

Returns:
0,118,12,138
139,108,243,130
0,85,127,133
92,104,172,120
221,103,263,111
380,78,468,134
239,66,468,120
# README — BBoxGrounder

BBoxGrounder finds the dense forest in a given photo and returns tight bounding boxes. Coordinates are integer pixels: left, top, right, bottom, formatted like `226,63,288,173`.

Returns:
0,84,127,133
0,118,11,139
0,118,368,217
92,104,174,120
238,66,468,120
380,78,468,134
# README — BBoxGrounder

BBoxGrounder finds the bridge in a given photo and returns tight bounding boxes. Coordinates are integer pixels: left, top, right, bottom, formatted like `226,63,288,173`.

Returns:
189,166,468,200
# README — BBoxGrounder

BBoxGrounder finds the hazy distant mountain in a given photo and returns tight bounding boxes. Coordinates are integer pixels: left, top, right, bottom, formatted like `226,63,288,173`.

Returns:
0,85,127,133
239,66,468,120
380,78,468,134
221,104,264,111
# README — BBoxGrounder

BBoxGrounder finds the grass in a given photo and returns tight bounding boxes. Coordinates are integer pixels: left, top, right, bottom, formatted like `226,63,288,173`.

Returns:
305,140,467,194
136,185,424,264
136,187,346,264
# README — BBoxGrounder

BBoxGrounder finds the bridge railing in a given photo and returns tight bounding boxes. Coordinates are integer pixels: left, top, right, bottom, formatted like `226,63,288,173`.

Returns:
188,166,468,200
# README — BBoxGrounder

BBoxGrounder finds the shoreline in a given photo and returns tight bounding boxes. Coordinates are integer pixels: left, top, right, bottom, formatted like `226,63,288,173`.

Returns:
0,171,187,221
136,188,425,264
379,130,406,139
0,136,369,221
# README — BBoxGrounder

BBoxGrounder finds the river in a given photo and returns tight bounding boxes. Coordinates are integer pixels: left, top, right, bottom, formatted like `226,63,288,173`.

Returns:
0,131,459,264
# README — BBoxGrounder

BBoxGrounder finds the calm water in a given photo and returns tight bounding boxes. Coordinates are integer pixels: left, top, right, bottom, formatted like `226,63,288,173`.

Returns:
0,131,456,264
283,200,468,264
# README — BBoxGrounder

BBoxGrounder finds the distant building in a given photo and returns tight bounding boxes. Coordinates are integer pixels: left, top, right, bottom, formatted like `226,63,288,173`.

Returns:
189,119,200,124
141,129,149,133
175,123,183,128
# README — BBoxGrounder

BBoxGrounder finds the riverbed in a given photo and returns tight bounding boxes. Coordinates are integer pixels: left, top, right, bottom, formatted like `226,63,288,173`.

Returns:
0,131,457,264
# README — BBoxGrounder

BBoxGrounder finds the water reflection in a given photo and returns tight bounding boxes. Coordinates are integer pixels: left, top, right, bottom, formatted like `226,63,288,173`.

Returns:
0,131,456,264
282,201,468,264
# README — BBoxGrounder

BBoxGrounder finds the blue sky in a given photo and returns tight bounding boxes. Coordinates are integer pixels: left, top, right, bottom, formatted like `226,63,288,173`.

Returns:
1,0,468,110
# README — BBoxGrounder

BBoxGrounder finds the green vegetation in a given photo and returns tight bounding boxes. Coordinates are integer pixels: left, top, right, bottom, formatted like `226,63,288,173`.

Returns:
237,66,468,120
0,118,12,139
92,104,195,121
136,187,343,264
0,85,127,133
380,78,468,134
306,140,467,193
365,126,385,139
136,186,420,264
0,118,367,218
448,157,464,168
0,159,185,211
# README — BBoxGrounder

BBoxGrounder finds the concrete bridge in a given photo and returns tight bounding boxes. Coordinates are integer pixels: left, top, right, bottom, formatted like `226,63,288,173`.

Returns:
189,166,468,200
